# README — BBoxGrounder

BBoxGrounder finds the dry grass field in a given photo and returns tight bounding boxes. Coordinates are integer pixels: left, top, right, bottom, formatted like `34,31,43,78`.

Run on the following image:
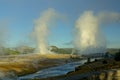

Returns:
0,54,78,77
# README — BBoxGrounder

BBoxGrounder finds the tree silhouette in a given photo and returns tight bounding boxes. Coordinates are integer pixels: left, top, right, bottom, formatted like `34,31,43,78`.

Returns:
114,49,120,61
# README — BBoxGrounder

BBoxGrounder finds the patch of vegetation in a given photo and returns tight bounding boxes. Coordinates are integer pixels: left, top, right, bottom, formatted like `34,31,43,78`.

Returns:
15,46,35,54
102,60,108,64
114,50,120,61
49,46,73,54
0,46,35,55
2,48,20,55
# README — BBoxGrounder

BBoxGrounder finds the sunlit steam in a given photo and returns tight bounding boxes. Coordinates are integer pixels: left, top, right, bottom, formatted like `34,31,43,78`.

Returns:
73,11,120,55
74,11,106,55
31,8,59,54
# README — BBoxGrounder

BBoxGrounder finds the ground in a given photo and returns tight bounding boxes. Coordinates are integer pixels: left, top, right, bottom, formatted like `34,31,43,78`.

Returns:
34,58,120,80
0,54,79,77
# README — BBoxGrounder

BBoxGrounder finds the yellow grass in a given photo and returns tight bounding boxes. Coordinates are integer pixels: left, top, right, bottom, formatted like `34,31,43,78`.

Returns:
0,53,77,76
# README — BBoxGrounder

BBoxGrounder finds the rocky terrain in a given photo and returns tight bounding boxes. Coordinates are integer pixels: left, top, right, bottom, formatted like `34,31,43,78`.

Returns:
35,58,120,80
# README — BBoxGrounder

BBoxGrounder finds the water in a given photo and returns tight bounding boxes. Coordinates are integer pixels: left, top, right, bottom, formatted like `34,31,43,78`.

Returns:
18,59,87,80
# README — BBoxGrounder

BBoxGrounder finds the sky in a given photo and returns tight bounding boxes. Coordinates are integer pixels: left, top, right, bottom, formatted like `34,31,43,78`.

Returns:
0,0,120,48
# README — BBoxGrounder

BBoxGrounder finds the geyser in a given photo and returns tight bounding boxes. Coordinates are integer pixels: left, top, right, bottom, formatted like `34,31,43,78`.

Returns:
74,11,106,55
74,11,120,55
31,8,59,54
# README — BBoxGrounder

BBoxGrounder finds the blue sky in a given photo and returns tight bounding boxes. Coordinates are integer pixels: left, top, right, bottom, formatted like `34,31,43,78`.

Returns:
0,0,120,48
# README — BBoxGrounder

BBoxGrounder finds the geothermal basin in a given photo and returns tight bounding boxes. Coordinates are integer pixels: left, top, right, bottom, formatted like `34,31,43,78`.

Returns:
18,60,86,80
0,53,80,80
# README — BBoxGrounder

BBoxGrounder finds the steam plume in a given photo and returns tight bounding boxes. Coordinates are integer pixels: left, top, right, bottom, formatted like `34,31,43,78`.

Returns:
31,8,59,54
74,11,120,55
74,11,106,54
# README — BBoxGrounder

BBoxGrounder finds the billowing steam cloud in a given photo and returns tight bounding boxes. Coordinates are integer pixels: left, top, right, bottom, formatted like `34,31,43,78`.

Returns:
74,11,106,54
31,8,60,54
74,11,120,55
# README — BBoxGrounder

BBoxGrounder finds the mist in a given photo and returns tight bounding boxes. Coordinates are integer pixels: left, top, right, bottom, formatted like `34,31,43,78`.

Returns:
74,11,120,55
0,22,8,54
98,12,120,24
31,8,60,54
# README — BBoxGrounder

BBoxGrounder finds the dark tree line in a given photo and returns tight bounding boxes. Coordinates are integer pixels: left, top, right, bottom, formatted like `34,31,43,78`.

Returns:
114,50,120,61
